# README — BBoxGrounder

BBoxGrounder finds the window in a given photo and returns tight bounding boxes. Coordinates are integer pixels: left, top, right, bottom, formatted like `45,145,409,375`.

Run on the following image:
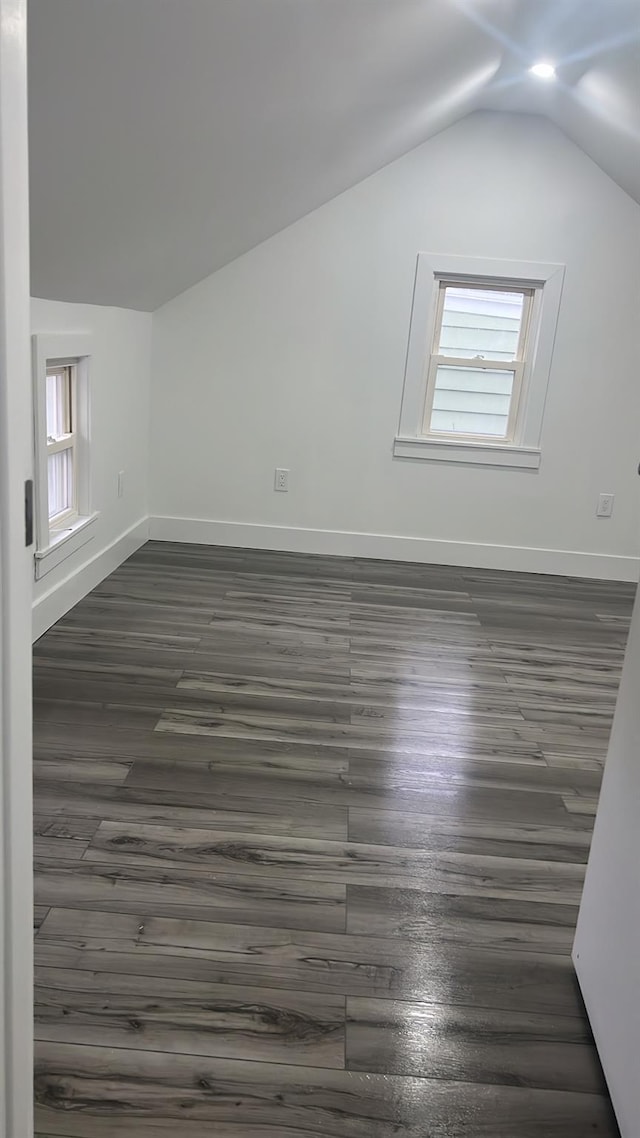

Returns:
395,255,565,468
424,282,533,442
32,333,97,578
45,363,77,523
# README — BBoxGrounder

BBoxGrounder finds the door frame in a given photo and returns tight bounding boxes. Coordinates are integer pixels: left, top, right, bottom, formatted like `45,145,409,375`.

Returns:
574,584,640,1136
0,0,34,1134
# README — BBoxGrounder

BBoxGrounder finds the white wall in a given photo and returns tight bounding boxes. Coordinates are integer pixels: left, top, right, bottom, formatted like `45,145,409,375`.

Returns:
31,299,152,637
573,588,640,1138
150,111,640,579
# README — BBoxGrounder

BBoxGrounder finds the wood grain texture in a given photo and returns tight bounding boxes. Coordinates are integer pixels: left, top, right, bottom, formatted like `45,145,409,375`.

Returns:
35,858,346,932
346,996,606,1092
34,1042,620,1138
34,777,349,840
33,541,632,1136
35,907,587,1013
35,968,345,1068
82,819,586,903
346,886,579,954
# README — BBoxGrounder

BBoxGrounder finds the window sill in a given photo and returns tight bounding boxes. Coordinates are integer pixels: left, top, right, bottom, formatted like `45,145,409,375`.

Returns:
393,436,541,469
35,511,99,580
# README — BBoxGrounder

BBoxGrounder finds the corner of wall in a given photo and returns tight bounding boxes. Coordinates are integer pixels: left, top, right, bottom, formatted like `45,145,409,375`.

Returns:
30,298,154,639
32,516,149,642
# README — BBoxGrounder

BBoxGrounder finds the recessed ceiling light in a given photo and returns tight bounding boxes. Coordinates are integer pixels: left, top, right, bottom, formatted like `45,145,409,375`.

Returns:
529,62,556,80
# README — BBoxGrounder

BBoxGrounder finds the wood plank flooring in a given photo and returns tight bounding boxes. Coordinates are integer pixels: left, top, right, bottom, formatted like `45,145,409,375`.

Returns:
32,542,635,1136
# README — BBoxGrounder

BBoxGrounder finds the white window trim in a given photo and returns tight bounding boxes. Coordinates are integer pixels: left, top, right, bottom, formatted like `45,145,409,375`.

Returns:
422,280,534,445
394,254,565,469
45,362,77,527
32,333,98,579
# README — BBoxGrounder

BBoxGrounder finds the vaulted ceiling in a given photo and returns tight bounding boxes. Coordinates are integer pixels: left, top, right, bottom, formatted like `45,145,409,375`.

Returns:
28,0,640,311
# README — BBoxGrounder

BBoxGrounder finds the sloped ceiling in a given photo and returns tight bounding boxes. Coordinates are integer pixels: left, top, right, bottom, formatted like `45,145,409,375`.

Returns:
28,0,640,311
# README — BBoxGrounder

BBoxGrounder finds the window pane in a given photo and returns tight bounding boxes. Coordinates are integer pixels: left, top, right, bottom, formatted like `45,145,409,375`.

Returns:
46,368,71,438
437,286,525,361
48,447,74,519
429,365,514,438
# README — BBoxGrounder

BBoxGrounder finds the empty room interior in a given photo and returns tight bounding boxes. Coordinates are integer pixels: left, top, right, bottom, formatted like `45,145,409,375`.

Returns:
15,0,640,1134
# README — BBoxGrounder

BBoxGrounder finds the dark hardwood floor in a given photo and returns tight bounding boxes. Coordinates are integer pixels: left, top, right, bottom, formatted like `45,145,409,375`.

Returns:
32,541,635,1136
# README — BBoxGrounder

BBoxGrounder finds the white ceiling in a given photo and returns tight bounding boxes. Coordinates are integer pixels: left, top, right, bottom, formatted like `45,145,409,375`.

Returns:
28,0,640,311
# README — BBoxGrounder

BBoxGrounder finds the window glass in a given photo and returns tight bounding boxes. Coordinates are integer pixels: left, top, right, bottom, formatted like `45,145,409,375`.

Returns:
437,286,525,361
48,447,74,519
429,364,514,438
46,368,71,438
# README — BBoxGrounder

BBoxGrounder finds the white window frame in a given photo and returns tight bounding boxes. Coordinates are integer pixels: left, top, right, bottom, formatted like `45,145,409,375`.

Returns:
45,362,77,527
422,279,534,444
32,333,98,579
394,254,565,469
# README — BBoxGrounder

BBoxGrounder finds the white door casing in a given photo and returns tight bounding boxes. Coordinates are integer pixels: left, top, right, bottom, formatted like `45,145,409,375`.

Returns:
574,587,640,1137
0,0,34,1135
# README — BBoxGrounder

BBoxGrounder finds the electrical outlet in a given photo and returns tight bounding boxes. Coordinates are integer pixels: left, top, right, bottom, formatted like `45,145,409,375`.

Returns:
117,470,125,498
274,467,289,492
596,492,614,517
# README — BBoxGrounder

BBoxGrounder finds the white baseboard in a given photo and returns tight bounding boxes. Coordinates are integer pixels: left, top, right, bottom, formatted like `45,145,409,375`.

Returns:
32,516,150,641
149,516,640,583
30,513,637,643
